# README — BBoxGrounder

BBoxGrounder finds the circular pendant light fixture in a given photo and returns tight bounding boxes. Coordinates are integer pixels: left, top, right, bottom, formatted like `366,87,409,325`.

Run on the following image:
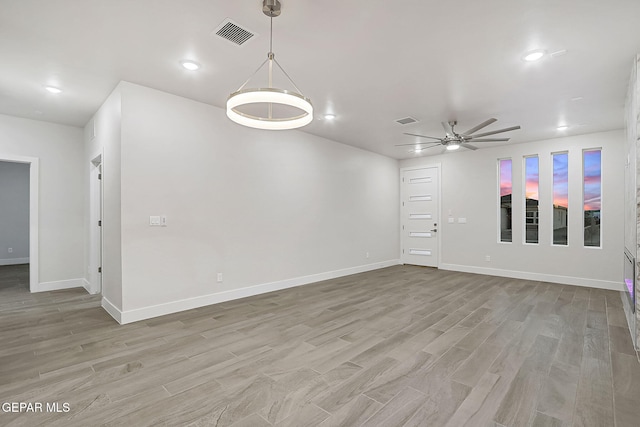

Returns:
226,0,313,130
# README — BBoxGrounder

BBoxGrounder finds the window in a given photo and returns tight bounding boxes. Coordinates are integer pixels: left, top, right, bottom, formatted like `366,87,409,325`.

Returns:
526,210,539,224
524,156,539,244
552,152,569,245
499,159,512,242
583,149,601,247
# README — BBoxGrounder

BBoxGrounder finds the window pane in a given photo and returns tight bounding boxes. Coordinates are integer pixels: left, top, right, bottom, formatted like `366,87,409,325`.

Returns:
584,150,601,247
525,156,539,244
553,153,568,245
499,159,512,242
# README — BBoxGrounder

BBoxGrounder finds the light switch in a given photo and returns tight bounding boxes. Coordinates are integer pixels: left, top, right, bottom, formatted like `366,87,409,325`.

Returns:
458,218,467,224
448,218,454,223
149,216,161,226
161,215,167,226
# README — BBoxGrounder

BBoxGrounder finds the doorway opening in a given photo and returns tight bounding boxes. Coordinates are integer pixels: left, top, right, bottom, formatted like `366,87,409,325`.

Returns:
0,154,39,292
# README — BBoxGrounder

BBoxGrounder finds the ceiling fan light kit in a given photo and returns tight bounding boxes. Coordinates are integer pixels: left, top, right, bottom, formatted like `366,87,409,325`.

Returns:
226,0,313,130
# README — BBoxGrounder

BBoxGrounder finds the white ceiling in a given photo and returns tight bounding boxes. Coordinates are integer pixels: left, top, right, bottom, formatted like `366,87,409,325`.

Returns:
1,0,639,159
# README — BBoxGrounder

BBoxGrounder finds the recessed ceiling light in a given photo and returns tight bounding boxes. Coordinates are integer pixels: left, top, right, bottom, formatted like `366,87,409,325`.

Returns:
571,96,584,102
45,86,62,94
522,50,546,62
324,114,336,120
180,60,201,71
557,125,569,131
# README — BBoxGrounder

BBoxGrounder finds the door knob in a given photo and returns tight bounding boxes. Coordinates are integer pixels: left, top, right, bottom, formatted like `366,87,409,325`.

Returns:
430,229,438,232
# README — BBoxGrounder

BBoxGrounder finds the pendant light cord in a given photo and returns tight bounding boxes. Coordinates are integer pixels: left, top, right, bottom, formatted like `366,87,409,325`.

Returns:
269,15,273,55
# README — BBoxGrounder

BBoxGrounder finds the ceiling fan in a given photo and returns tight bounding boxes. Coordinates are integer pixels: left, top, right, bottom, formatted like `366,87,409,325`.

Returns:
397,118,521,152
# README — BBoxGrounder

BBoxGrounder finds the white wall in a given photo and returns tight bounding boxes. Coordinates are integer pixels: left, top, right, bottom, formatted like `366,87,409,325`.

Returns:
0,114,84,285
0,161,29,264
623,54,639,347
624,56,638,254
401,130,624,289
84,87,123,310
90,82,399,322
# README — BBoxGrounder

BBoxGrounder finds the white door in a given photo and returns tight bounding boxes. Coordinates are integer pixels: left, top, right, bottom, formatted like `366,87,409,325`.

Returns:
401,166,439,267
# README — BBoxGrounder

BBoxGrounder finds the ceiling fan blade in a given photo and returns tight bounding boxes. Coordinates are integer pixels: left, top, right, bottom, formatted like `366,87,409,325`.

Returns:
462,118,497,136
467,138,510,142
469,125,521,138
463,144,478,150
441,121,454,135
410,144,443,152
395,142,441,147
403,133,443,141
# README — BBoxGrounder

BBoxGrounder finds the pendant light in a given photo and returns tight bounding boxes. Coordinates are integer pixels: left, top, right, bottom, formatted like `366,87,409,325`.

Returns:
226,0,313,130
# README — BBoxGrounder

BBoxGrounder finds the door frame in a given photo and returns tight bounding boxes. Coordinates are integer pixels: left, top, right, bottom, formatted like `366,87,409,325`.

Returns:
0,153,39,292
89,154,103,294
400,163,442,267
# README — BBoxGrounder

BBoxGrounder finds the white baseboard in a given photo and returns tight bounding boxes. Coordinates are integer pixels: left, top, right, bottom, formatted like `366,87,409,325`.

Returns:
115,259,400,325
101,297,123,324
0,257,29,266
82,278,102,295
439,263,621,291
32,278,84,293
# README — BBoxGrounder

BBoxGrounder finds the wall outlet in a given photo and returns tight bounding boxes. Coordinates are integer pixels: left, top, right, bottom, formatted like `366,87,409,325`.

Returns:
366,252,370,259
8,248,12,253
485,255,491,262
217,273,223,283
448,218,454,223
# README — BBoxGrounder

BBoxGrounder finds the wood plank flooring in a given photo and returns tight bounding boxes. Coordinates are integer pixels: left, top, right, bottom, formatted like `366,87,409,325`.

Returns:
1,264,640,426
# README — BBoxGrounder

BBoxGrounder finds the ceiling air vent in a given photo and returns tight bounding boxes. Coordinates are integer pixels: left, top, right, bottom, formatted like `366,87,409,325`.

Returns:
395,116,419,125
213,19,257,46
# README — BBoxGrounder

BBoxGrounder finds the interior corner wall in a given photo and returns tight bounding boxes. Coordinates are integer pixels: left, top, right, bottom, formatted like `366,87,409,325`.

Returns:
114,82,399,320
84,86,123,312
400,130,624,289
623,53,639,347
0,161,30,264
0,113,84,284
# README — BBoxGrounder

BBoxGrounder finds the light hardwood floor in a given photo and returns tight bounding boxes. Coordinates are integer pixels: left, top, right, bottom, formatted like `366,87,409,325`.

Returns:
1,264,639,426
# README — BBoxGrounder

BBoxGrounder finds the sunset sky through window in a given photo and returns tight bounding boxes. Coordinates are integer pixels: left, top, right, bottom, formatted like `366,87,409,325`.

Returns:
500,152,600,211
525,156,539,200
499,159,512,197
583,150,601,211
553,153,568,208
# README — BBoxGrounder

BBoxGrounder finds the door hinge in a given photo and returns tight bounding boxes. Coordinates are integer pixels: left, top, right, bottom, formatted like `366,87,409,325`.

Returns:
98,267,102,273
402,201,405,207
98,173,102,180
402,249,404,254
98,220,102,226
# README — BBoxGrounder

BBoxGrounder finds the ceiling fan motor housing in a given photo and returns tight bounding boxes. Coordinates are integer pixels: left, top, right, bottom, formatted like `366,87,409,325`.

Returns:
263,0,281,17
